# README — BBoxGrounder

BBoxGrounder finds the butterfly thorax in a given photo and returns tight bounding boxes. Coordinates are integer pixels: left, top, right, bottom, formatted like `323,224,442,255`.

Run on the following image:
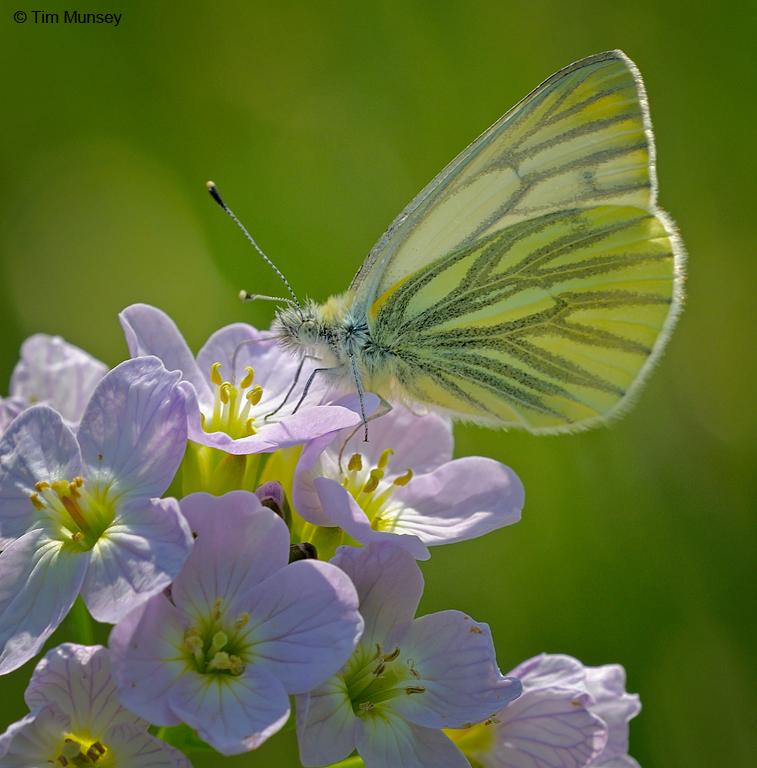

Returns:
274,294,383,376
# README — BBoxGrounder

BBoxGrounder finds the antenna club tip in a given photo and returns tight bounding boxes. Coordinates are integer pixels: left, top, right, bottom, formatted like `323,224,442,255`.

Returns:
239,289,251,302
206,180,226,209
206,180,216,191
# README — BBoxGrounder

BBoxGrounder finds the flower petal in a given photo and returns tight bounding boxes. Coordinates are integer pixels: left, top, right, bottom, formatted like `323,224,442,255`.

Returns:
583,665,640,762
245,560,363,694
10,334,106,423
392,611,521,729
195,323,273,387
334,404,454,476
106,723,191,767
314,477,429,560
510,654,589,692
0,529,88,675
119,303,212,403
77,357,189,499
109,598,187,726
390,457,523,545
81,497,192,623
296,677,358,767
172,491,289,622
169,666,290,755
0,706,71,766
331,542,423,648
0,396,25,435
0,405,82,547
25,643,146,735
355,711,470,768
481,689,607,768
188,401,372,455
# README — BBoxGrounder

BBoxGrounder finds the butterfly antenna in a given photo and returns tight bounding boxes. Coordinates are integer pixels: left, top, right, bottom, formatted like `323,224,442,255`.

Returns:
206,181,301,307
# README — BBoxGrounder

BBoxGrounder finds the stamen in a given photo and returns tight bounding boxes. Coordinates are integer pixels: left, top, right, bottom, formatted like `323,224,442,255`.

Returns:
210,362,223,386
405,686,426,695
362,468,384,494
35,480,50,492
348,453,363,472
393,468,413,486
209,631,228,654
219,382,232,404
247,385,263,405
207,651,232,672
212,597,223,620
373,661,386,677
378,448,394,470
383,647,400,662
29,492,44,510
245,418,257,435
234,612,250,630
239,366,255,389
86,741,106,760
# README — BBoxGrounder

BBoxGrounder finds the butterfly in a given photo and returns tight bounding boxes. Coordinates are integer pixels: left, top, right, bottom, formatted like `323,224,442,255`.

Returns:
211,49,684,438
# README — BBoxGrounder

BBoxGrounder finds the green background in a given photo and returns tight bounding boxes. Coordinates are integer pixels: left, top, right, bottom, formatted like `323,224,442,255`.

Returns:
0,1,754,765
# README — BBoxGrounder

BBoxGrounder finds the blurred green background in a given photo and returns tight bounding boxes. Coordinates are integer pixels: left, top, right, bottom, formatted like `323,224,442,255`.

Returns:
0,1,754,765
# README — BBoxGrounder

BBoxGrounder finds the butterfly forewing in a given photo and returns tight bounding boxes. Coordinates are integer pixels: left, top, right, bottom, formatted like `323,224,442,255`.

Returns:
354,50,683,432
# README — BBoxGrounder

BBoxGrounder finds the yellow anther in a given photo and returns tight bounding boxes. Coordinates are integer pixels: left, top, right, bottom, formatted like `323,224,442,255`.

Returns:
86,741,106,759
347,453,363,472
210,362,223,386
228,654,246,675
246,385,263,405
373,661,386,677
71,532,83,544
359,701,375,712
219,382,232,404
29,492,45,510
363,468,384,494
212,597,223,620
393,468,414,486
210,631,228,653
72,476,84,487
382,647,400,662
234,612,250,630
35,480,50,492
405,686,426,695
378,448,394,470
244,418,257,435
68,481,81,497
51,479,69,495
207,651,232,672
239,366,255,389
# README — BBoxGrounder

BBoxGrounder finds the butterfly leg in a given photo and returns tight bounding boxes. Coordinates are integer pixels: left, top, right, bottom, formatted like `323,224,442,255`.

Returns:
265,354,316,420
291,365,343,415
349,354,369,442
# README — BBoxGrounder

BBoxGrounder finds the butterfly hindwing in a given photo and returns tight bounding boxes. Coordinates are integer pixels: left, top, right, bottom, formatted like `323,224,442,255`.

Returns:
352,50,683,432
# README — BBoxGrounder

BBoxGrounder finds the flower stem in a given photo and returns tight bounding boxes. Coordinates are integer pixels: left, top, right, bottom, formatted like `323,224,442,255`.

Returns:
68,597,94,645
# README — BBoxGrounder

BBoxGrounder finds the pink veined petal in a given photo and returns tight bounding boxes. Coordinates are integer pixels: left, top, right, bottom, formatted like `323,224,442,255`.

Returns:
169,666,291,755
0,396,26,435
172,492,289,622
10,333,107,424
332,543,423,648
195,323,274,387
583,664,640,762
392,611,521,729
188,401,371,455
0,405,82,548
510,654,589,693
119,303,212,405
330,404,454,477
109,598,187,726
314,477,429,560
296,677,358,767
243,560,363,694
0,706,71,766
480,689,608,768
80,497,193,624
105,722,191,767
0,529,89,675
77,357,189,499
355,710,471,768
390,457,523,546
25,643,146,735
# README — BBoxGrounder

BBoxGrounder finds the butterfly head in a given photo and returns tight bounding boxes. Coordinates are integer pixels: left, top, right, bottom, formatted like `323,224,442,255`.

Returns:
273,300,323,351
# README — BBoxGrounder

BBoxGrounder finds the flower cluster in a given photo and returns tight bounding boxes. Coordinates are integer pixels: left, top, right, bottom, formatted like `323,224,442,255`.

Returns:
0,305,641,767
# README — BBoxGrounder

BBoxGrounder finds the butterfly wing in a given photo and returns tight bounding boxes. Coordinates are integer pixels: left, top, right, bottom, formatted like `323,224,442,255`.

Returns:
353,50,684,433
